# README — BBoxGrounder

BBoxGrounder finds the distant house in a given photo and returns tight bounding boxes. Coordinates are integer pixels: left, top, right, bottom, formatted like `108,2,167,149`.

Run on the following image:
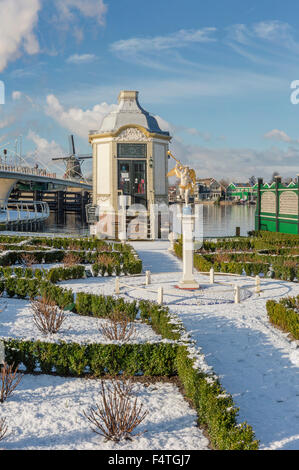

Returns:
196,178,225,200
226,182,257,201
168,185,177,202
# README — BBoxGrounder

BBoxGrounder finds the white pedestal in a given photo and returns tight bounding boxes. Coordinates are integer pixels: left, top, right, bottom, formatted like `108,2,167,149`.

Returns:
118,196,127,242
178,206,199,289
168,232,178,252
150,204,158,240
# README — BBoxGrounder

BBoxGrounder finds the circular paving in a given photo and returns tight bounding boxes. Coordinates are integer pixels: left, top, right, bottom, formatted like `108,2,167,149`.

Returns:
122,279,253,305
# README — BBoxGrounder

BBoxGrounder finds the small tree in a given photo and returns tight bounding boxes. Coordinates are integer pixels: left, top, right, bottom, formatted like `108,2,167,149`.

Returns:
63,252,81,267
0,362,23,404
99,310,136,342
83,379,148,442
20,253,36,268
97,253,115,276
248,176,257,186
0,417,8,442
31,296,66,335
271,171,279,183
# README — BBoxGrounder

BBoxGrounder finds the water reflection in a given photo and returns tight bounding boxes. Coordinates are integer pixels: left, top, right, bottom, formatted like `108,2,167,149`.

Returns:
202,204,255,238
41,205,255,238
43,212,89,236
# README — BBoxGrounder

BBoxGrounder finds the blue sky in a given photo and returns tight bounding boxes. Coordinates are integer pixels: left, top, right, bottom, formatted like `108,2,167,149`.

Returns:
1,0,299,180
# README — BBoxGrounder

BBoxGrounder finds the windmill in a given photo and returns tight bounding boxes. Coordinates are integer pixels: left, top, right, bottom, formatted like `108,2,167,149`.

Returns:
52,135,92,181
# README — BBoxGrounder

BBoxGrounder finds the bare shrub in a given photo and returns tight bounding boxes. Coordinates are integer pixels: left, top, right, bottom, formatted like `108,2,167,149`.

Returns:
215,253,231,263
99,310,136,342
0,418,8,442
97,253,114,267
283,259,297,268
68,242,79,251
83,379,148,442
0,362,23,404
63,252,81,267
31,296,66,335
20,253,36,267
98,244,112,253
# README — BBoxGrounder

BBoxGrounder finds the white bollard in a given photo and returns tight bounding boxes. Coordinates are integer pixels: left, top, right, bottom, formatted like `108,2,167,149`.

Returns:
210,268,214,285
234,285,240,304
115,277,120,295
145,271,151,286
255,275,261,294
157,287,163,305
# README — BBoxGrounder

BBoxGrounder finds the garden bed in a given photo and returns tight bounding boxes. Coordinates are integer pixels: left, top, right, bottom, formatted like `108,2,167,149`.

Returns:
0,374,209,450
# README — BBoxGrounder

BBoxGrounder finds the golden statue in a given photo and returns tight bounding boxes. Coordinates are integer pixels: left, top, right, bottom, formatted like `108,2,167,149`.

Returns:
167,151,197,205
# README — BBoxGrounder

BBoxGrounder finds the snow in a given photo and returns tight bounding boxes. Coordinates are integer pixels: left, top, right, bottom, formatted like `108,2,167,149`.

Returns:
0,298,165,345
60,240,299,450
0,374,209,450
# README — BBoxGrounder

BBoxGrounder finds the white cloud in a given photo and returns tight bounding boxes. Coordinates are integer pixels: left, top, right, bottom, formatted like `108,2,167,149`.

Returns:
0,0,41,72
54,0,107,26
26,130,65,173
12,91,22,101
185,128,211,142
45,94,117,138
264,129,299,145
156,115,299,181
66,53,97,64
0,0,107,72
170,137,299,181
111,28,216,55
226,21,299,64
110,28,217,70
0,114,17,130
252,21,293,43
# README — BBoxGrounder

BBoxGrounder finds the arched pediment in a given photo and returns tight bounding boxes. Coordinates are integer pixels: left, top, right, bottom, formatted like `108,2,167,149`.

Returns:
114,125,151,142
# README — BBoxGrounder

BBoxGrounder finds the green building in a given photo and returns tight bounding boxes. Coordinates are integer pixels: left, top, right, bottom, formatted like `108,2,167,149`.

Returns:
226,182,257,201
255,177,299,234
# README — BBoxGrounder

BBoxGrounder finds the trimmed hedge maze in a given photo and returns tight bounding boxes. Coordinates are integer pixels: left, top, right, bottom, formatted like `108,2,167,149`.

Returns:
175,231,299,282
266,296,299,340
0,235,259,450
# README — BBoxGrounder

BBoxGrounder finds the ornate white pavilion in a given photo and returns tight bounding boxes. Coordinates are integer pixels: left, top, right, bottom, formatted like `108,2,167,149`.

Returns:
89,90,172,211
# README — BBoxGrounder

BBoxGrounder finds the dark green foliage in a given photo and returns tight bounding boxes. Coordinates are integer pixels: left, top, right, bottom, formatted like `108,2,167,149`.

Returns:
266,298,299,339
0,235,142,275
75,292,138,319
139,300,181,340
3,339,177,377
174,234,299,281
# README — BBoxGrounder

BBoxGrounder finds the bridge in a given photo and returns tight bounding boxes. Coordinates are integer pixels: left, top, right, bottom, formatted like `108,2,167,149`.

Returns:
0,163,92,205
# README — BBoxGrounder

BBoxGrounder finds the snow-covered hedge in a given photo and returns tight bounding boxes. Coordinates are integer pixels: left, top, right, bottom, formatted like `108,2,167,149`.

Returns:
0,278,139,319
75,292,138,319
266,298,299,340
3,339,178,377
0,235,142,276
174,238,299,281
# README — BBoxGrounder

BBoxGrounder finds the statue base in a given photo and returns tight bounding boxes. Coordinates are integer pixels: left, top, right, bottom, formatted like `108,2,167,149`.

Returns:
177,280,200,290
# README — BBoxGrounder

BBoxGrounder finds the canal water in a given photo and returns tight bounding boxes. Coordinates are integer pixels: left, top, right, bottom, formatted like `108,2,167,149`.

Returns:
41,204,256,238
200,204,255,238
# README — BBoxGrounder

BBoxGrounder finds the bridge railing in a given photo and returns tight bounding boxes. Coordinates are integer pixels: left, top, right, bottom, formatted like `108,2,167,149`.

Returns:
0,200,50,223
0,163,57,179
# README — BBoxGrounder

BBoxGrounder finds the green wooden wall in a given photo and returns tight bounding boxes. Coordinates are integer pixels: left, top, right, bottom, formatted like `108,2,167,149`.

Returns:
255,178,299,234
